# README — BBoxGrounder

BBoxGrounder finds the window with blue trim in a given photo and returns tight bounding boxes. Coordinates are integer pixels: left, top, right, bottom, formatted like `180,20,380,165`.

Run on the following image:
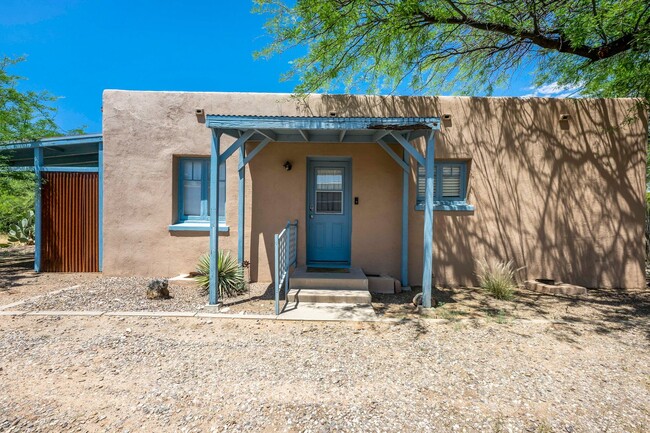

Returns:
416,161,472,210
178,158,226,224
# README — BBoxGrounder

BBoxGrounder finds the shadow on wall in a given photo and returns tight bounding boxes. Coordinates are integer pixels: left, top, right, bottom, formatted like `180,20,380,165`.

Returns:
320,95,647,289
249,95,647,288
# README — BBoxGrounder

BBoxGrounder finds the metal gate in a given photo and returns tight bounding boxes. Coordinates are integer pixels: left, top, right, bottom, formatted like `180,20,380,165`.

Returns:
41,172,99,272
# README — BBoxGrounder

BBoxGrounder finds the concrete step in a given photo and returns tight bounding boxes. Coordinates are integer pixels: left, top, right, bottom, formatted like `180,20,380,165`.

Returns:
279,302,377,321
290,266,368,291
287,288,372,304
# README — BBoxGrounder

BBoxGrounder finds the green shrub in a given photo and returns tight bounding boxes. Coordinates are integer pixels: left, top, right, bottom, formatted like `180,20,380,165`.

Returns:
0,173,35,234
7,210,34,245
475,258,519,300
194,250,247,298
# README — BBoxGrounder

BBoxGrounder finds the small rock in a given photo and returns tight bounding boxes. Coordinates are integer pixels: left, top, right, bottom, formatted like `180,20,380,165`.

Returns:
146,279,170,300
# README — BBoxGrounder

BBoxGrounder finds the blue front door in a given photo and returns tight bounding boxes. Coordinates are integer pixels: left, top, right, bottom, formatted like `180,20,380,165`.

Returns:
306,159,352,266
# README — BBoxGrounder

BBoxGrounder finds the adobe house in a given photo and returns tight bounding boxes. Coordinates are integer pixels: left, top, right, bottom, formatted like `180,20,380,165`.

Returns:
2,91,647,309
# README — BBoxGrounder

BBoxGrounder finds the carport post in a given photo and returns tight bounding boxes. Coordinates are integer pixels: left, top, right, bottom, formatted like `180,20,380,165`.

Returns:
34,147,43,272
421,131,435,308
209,129,221,305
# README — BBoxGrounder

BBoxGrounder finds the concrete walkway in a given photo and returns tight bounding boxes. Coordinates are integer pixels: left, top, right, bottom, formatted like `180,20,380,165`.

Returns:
0,285,577,325
0,308,389,322
0,286,385,322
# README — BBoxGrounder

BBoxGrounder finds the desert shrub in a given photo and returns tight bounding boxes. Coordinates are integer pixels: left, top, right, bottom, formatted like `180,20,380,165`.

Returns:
475,258,519,300
195,250,247,298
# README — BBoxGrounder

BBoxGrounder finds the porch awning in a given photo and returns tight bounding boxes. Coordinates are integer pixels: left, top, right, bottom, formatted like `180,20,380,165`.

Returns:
205,115,440,144
204,114,443,309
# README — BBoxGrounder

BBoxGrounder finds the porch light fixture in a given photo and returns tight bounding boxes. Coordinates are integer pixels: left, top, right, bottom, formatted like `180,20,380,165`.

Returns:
195,108,205,116
442,114,452,120
283,161,293,171
559,113,570,121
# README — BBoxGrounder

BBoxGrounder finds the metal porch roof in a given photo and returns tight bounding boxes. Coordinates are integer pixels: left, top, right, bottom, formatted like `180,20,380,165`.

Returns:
205,115,440,144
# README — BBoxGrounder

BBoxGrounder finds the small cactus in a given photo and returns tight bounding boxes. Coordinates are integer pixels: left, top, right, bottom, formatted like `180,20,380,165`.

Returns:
8,210,35,245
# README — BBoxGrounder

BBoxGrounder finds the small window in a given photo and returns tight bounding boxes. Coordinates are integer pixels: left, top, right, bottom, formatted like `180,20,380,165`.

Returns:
416,161,468,208
315,168,344,214
178,158,226,224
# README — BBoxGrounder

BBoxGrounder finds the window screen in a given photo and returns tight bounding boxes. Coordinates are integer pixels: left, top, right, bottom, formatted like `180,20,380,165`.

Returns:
315,168,344,214
416,162,467,206
178,158,226,223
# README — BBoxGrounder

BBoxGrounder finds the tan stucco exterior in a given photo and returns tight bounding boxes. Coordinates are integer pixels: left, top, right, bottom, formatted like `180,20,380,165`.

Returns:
102,91,647,288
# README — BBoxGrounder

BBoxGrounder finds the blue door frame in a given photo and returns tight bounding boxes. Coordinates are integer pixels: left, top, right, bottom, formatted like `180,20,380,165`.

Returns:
306,158,352,267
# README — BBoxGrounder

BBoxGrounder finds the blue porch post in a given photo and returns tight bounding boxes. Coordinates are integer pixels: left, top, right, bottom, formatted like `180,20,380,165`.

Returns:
422,131,435,308
238,144,245,264
401,150,409,287
209,129,221,305
33,147,43,272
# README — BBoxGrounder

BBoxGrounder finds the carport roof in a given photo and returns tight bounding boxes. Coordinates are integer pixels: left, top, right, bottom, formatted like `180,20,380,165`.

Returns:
0,134,102,169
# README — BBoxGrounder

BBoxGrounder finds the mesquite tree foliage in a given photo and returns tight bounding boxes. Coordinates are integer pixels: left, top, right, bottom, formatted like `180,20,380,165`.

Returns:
255,0,650,98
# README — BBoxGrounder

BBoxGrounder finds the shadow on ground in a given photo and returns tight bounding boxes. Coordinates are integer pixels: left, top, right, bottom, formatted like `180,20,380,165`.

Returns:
372,285,650,341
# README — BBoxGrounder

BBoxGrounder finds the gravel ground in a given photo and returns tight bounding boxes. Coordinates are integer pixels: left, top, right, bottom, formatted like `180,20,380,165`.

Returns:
15,277,275,314
13,274,650,330
373,286,650,323
0,316,648,432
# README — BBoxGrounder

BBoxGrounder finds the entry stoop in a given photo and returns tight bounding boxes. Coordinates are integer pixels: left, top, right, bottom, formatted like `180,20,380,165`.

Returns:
288,267,371,304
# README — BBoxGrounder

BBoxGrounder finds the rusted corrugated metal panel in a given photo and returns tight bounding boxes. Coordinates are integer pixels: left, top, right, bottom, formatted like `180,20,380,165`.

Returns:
41,172,98,272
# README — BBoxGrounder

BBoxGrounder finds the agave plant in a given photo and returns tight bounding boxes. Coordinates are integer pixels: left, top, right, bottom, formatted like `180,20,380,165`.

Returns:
8,210,35,245
195,250,247,298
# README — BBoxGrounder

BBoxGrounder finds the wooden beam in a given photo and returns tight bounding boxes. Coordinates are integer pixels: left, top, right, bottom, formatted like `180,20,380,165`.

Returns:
255,129,277,141
241,138,271,167
40,167,99,172
390,131,425,166
220,129,255,161
372,130,390,142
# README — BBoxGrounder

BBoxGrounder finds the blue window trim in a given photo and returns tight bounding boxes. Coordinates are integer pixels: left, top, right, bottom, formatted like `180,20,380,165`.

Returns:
168,222,230,232
176,157,226,225
416,161,474,211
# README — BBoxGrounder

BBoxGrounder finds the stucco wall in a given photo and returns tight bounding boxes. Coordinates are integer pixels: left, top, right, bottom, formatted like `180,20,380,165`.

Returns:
102,91,647,288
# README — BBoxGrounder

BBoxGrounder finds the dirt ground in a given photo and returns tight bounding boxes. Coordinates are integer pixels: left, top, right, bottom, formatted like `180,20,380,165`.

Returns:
1,246,650,431
1,314,649,432
0,245,100,305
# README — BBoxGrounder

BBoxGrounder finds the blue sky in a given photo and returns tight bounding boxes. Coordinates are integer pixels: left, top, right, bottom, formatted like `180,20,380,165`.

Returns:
1,0,567,134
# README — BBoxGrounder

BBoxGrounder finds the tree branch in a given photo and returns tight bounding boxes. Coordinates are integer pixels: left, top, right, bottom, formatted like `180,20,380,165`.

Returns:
416,10,634,61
